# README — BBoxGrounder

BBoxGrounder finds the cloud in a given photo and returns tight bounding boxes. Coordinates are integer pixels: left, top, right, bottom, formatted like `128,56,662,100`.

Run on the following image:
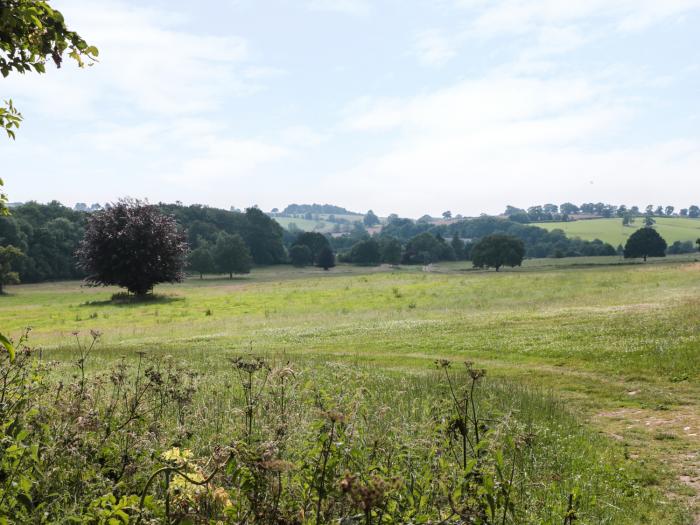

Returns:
280,126,329,148
4,0,259,121
413,30,457,67
306,0,371,16
456,0,700,35
332,66,700,216
177,138,290,184
343,73,609,134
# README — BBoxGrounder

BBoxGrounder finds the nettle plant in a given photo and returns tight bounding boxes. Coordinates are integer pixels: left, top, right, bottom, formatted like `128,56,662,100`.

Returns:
0,334,580,524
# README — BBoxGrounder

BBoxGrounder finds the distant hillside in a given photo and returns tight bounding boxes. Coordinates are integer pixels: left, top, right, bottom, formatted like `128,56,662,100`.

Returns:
281,203,360,216
533,217,700,246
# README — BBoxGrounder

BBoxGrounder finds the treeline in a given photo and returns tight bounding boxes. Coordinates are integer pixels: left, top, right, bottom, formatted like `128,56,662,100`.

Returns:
7,201,691,284
0,201,86,282
0,202,288,283
315,216,617,267
506,203,700,222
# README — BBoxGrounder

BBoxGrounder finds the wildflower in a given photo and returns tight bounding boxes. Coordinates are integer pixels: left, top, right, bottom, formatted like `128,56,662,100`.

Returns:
161,447,193,466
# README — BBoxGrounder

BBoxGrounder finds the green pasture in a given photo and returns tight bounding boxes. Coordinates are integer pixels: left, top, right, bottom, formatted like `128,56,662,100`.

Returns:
2,257,699,522
533,217,700,246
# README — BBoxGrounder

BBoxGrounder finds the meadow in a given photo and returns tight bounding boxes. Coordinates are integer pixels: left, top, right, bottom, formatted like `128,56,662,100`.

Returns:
533,217,700,246
1,257,699,523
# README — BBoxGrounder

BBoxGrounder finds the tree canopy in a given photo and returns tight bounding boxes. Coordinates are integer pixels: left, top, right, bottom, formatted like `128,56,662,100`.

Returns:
363,210,380,227
471,234,525,271
213,232,252,278
292,232,329,263
623,227,667,261
349,239,381,265
76,200,188,296
187,242,215,278
316,246,335,270
379,237,402,265
0,244,23,294
289,244,312,267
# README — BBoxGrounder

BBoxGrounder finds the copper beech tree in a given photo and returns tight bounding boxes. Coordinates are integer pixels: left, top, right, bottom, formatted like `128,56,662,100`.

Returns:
76,200,188,296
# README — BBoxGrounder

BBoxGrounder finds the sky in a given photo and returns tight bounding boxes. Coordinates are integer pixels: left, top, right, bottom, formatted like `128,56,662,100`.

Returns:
2,0,700,217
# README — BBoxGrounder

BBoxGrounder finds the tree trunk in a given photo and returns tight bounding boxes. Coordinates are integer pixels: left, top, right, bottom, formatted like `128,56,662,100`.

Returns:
643,255,647,262
0,281,3,295
229,272,233,279
200,273,203,279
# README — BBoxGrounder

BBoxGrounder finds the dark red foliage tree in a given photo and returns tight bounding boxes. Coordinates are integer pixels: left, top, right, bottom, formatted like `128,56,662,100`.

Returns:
76,199,188,296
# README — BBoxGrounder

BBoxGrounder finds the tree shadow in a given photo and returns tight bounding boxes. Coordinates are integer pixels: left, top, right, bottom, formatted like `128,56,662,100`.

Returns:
81,292,184,307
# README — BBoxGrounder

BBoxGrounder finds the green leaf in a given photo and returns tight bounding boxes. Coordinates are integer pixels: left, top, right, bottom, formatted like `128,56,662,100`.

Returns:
0,332,15,362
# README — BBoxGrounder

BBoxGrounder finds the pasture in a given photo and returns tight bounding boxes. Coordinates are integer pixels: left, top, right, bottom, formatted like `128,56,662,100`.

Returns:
533,217,700,246
2,258,699,523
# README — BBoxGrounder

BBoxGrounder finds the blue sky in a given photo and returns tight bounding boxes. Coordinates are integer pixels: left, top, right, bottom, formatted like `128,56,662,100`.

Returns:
2,0,700,217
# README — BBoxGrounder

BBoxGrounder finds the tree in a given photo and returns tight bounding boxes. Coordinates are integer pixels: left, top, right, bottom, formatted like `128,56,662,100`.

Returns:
363,210,380,227
504,205,525,215
697,238,700,252
289,244,312,267
442,210,452,220
623,227,667,261
559,203,579,215
644,216,656,227
665,206,675,216
292,232,329,263
0,245,23,294
349,239,381,265
471,234,525,271
241,207,285,264
680,208,688,217
402,232,443,264
187,243,215,279
214,232,252,278
689,205,700,218
379,237,402,265
316,246,335,270
508,212,530,224
451,235,465,260
76,200,188,296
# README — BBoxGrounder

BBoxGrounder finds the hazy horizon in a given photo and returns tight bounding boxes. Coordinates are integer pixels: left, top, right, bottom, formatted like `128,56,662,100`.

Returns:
3,0,700,217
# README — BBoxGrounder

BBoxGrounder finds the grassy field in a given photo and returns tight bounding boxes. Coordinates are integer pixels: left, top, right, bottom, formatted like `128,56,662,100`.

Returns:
533,217,700,246
2,258,699,522
272,216,334,232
